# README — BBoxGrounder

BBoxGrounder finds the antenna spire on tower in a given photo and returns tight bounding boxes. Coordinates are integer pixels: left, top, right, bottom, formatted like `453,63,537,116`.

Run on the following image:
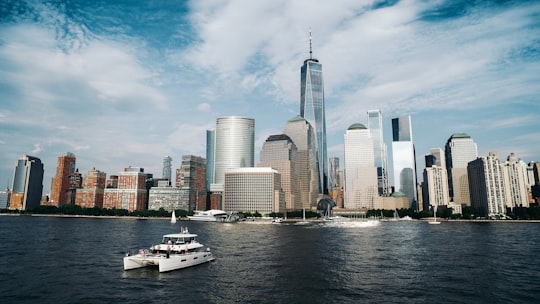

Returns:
309,27,313,59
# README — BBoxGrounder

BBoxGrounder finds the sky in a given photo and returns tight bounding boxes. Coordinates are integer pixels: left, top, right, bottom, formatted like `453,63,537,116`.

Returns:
1,0,539,194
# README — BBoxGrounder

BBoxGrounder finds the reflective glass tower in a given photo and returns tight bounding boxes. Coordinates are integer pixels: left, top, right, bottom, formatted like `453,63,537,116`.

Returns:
368,110,389,196
10,155,44,210
300,33,328,195
391,116,417,209
210,116,255,192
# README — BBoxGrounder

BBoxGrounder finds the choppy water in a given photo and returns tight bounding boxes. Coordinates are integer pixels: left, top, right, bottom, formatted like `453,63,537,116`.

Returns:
0,216,539,303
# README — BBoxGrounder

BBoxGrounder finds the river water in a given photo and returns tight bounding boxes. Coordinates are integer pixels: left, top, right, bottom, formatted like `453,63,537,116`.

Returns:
0,215,539,303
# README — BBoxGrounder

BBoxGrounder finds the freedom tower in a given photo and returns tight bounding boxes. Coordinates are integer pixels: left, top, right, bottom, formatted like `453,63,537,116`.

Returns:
300,32,328,195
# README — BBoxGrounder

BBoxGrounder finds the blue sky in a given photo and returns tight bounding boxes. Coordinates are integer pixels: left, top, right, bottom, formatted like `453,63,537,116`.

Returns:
1,0,539,193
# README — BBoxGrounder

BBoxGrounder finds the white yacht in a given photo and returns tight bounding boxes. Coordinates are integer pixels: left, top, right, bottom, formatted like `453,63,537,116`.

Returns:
123,227,215,273
187,209,238,222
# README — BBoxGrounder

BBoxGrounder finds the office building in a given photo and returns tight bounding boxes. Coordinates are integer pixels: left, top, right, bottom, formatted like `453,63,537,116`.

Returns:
162,156,172,183
367,110,389,196
206,129,215,191
0,189,10,209
223,167,284,214
176,155,207,211
343,123,378,209
329,157,340,192
50,152,77,206
300,33,328,194
258,134,300,211
468,152,506,218
391,116,417,209
283,116,320,209
75,168,106,208
445,133,478,205
104,166,147,212
208,116,255,192
10,155,44,210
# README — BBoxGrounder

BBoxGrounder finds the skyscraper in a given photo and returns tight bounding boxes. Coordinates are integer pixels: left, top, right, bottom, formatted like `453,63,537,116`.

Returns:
50,152,76,206
206,129,215,191
300,32,328,195
10,155,44,210
162,156,172,183
445,133,478,205
343,123,378,209
176,155,207,211
258,134,300,211
391,116,417,209
328,157,340,191
283,116,320,209
209,116,255,192
368,110,389,196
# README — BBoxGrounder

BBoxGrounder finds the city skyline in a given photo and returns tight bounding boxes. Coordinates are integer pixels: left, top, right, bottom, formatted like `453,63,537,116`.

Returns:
1,1,539,193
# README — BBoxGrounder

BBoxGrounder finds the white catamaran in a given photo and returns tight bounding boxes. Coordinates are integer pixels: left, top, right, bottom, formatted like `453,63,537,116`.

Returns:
123,227,215,272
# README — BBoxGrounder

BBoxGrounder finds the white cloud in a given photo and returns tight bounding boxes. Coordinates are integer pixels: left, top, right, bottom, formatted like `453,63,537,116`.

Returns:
197,102,212,112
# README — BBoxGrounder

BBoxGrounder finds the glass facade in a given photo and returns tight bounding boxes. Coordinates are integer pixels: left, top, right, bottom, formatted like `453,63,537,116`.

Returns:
162,156,172,182
368,109,389,196
329,157,340,190
11,155,44,210
300,58,328,194
211,117,255,192
206,129,215,190
391,116,417,208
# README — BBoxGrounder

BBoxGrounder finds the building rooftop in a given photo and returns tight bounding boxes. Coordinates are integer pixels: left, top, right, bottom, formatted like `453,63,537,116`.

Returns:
287,115,306,123
266,134,293,142
348,123,367,130
450,133,471,139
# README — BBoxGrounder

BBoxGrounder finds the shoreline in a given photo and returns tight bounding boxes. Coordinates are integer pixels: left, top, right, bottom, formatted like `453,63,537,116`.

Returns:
2,213,540,223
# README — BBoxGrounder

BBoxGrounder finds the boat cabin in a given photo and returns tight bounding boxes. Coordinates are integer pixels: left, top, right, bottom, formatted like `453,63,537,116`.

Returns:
161,234,196,245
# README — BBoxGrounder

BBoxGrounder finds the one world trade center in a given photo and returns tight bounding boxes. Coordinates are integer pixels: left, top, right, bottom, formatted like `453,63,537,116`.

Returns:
300,32,328,195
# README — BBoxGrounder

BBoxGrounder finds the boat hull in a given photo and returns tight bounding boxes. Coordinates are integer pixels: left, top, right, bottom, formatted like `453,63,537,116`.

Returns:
124,251,215,272
187,216,219,222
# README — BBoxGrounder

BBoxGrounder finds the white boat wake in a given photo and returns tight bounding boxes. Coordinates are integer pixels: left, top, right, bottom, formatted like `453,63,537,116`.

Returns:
321,220,380,228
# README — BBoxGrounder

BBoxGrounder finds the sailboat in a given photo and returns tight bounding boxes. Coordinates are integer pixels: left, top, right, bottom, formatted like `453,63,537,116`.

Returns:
428,205,441,225
170,210,177,224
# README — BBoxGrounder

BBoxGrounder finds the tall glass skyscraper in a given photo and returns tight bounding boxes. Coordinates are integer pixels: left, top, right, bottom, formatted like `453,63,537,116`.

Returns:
300,34,328,195
206,129,215,191
329,157,340,191
10,155,44,210
391,116,417,209
367,110,389,196
162,156,172,182
209,116,255,192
